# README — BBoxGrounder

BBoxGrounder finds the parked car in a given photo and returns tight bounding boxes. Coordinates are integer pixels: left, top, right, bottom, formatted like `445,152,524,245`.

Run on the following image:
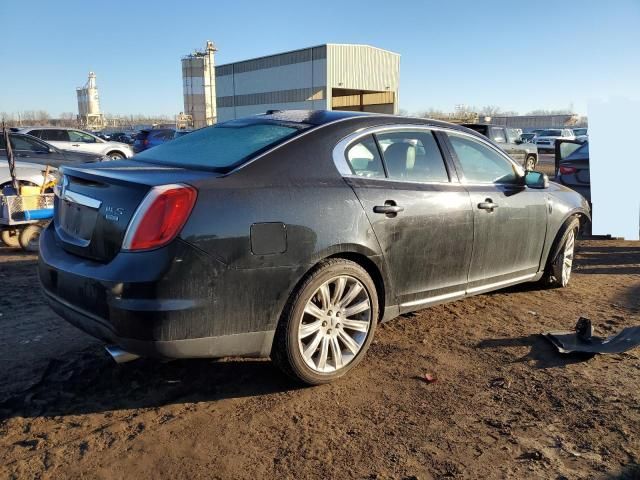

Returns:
534,128,575,153
461,123,539,170
133,129,176,153
555,139,590,202
109,132,134,144
572,128,588,143
174,129,193,139
520,133,537,143
39,110,590,385
0,159,56,190
1,133,103,168
16,127,134,159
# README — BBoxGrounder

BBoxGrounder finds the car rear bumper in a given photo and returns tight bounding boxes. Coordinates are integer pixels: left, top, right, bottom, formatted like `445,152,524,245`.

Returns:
38,224,274,359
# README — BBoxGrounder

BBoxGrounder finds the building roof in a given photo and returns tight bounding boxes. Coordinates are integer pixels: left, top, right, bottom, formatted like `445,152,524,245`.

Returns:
215,43,400,69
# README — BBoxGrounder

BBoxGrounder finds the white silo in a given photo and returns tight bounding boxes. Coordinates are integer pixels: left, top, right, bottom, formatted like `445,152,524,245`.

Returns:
77,72,105,129
182,41,217,128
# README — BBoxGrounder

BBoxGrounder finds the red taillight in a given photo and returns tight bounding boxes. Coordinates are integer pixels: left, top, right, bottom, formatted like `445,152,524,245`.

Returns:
559,166,577,175
123,184,197,251
143,139,149,146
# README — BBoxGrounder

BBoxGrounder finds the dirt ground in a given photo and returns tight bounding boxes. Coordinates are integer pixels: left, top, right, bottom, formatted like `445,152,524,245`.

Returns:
0,238,639,480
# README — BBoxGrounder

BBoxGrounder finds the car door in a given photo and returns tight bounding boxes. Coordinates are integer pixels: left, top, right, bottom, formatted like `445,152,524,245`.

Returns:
442,131,548,293
9,134,67,167
67,130,105,155
338,128,474,310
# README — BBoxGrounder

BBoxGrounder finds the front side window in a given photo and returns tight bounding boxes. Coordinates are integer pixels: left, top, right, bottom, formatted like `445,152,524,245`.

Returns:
11,135,49,152
448,133,518,184
376,130,449,183
40,129,70,142
68,130,97,143
135,120,310,172
345,135,385,178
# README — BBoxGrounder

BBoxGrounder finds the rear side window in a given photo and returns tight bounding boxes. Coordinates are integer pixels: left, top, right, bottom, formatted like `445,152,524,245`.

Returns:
345,135,385,178
27,129,43,138
40,129,70,141
376,130,449,183
135,121,309,172
448,133,518,184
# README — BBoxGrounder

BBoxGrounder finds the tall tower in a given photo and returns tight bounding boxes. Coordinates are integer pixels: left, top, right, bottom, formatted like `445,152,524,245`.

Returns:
182,41,217,129
76,72,105,130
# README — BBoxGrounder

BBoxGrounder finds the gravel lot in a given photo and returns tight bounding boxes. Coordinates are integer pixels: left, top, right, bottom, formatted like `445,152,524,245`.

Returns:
0,238,638,479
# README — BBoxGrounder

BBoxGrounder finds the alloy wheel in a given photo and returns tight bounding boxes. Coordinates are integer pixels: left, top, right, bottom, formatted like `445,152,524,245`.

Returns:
298,275,372,373
561,230,575,286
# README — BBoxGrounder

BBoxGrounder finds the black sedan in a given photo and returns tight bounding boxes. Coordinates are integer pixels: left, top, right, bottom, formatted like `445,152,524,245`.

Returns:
38,111,590,384
555,140,590,202
1,133,103,168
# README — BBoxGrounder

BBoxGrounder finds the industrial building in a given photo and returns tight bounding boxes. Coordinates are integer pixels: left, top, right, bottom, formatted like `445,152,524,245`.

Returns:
181,43,400,127
76,72,105,130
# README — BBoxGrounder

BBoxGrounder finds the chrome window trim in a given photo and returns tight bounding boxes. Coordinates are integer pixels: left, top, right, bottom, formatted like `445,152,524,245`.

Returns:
332,124,525,184
224,116,368,177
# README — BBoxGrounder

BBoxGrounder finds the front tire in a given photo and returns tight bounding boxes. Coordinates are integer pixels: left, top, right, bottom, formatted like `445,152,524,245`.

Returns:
545,218,579,288
106,151,125,160
272,259,378,385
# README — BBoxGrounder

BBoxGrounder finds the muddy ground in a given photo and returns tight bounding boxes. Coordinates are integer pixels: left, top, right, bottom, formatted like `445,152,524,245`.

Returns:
0,237,639,480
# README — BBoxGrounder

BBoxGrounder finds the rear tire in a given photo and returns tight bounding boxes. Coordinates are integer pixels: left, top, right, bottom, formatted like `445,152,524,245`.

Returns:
271,258,379,385
543,218,580,288
1,229,20,248
18,225,43,252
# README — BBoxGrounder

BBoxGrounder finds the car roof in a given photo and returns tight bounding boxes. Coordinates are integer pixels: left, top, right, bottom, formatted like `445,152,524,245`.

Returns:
242,110,482,140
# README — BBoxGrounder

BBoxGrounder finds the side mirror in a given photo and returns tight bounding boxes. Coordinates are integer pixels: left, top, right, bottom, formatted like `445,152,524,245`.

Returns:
514,139,523,144
524,170,549,189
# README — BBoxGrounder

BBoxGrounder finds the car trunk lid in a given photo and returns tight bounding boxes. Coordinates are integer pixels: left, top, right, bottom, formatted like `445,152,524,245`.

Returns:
55,160,219,262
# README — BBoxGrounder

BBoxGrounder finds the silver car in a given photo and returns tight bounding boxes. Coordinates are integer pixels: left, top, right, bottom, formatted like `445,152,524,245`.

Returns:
16,127,133,159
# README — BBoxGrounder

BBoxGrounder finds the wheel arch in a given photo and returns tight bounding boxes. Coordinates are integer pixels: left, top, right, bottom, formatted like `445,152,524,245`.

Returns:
544,212,583,270
105,149,126,158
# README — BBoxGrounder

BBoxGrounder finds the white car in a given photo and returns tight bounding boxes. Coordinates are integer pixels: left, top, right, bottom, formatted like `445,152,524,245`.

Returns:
534,128,575,153
0,160,56,189
16,127,134,159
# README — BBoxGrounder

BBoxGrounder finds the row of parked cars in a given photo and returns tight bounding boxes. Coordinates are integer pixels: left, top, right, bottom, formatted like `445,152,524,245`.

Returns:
520,127,588,153
92,128,194,153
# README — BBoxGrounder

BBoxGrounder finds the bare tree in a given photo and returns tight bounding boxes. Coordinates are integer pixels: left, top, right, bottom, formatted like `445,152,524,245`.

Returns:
478,105,501,117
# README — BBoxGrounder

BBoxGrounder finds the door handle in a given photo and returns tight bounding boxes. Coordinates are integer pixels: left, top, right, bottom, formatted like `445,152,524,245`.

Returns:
373,201,404,217
478,199,499,211
71,143,80,147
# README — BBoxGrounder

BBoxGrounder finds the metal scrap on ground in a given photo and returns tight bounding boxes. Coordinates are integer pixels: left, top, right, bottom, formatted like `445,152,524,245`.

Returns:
544,317,640,354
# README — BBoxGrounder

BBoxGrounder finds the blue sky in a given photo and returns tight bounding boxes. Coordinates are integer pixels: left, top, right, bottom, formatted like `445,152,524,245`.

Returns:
0,0,638,117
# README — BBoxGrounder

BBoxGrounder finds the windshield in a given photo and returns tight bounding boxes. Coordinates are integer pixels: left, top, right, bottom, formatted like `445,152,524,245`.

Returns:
134,120,311,171
539,129,562,137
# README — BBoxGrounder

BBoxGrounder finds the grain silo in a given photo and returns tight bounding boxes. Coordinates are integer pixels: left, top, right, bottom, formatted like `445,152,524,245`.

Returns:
182,41,217,128
76,72,105,129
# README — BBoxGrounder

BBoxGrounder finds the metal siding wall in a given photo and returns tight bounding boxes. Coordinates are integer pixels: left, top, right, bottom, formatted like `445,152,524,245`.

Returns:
327,45,400,92
213,47,328,120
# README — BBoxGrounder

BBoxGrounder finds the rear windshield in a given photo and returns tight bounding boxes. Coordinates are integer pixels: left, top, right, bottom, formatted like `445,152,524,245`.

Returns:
134,120,310,172
539,129,562,136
